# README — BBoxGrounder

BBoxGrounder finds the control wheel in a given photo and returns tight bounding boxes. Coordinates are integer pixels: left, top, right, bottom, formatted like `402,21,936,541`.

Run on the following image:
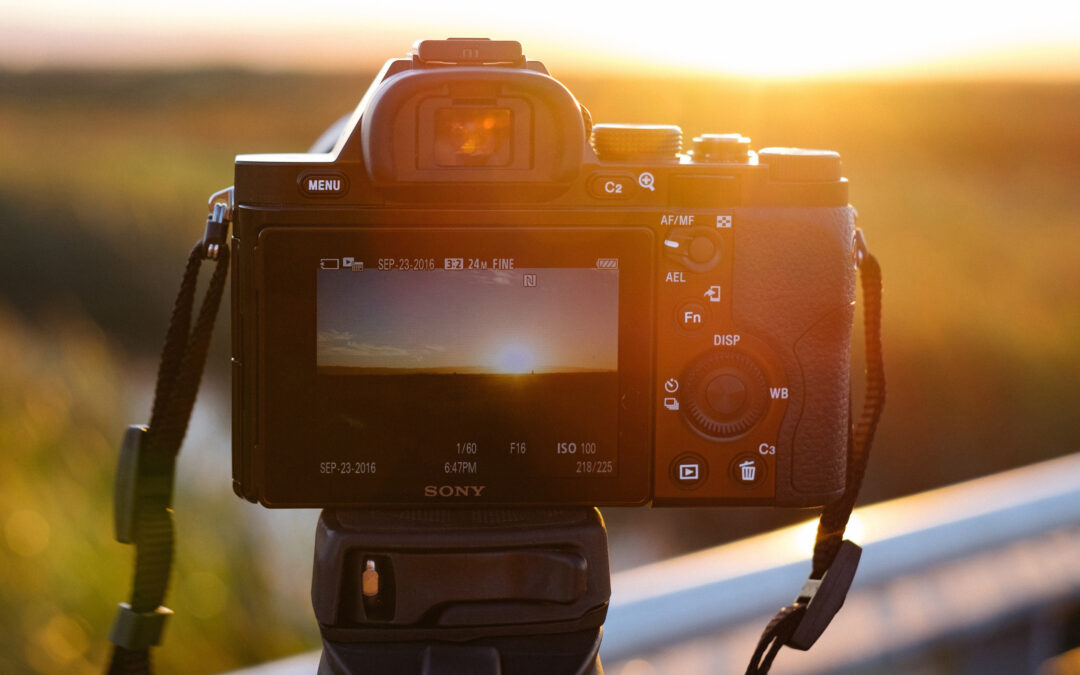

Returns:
682,351,770,439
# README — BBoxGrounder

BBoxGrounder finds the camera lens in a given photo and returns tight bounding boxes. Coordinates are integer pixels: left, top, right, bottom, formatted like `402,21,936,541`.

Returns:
433,108,513,167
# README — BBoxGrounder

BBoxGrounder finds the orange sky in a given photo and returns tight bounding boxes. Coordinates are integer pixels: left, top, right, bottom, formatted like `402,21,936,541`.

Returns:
2,1,1079,78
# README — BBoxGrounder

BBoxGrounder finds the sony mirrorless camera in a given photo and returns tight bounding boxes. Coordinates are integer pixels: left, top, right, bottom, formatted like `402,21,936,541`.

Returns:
231,39,858,508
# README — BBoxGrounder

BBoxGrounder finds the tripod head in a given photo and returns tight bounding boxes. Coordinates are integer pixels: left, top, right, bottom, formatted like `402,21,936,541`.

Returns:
312,508,610,675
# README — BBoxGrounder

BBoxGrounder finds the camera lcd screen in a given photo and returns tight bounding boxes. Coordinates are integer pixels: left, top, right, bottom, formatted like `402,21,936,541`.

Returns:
255,226,654,505
315,262,619,480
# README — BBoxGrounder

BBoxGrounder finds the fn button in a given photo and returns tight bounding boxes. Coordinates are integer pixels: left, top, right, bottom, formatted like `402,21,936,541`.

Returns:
675,301,707,332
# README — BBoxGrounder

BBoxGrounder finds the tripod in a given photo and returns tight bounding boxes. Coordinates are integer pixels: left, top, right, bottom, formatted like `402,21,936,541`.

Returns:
312,508,611,675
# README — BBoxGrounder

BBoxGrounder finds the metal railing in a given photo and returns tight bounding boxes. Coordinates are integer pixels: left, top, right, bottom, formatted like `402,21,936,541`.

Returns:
602,452,1080,673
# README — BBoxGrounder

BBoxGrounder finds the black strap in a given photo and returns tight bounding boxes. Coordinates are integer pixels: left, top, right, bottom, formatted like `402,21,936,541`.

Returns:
107,239,230,674
746,240,885,674
105,215,876,673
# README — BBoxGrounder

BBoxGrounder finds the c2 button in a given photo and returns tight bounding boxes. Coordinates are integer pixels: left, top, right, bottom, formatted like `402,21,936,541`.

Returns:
588,174,635,199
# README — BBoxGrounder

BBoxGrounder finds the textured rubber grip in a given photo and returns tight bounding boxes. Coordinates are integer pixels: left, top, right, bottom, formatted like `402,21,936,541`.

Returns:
731,206,856,504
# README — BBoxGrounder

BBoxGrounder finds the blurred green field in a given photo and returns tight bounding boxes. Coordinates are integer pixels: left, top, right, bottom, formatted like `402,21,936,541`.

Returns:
1,69,1078,673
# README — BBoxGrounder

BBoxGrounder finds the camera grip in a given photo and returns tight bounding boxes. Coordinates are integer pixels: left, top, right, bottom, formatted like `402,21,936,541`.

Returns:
732,206,856,504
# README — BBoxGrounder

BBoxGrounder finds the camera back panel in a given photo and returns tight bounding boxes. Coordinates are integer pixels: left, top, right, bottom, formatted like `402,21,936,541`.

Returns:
230,40,856,509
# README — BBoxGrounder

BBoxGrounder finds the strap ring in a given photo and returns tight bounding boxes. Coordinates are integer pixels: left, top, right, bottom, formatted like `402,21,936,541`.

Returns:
109,603,173,651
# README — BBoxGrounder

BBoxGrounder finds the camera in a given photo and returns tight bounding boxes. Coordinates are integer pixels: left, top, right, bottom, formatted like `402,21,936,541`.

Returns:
230,38,857,509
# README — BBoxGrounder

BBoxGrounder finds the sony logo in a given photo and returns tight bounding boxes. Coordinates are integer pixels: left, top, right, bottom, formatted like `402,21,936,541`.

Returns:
424,485,487,498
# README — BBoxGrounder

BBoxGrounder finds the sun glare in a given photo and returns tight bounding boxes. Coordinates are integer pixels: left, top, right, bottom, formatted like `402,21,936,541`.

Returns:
793,513,867,553
3,1,1078,78
494,344,537,374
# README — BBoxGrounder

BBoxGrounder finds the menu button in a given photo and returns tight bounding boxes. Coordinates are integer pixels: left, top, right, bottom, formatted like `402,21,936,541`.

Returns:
299,171,349,198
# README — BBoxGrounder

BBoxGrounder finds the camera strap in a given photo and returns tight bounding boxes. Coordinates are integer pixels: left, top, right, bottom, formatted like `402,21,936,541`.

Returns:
102,195,880,674
105,193,232,675
745,229,885,674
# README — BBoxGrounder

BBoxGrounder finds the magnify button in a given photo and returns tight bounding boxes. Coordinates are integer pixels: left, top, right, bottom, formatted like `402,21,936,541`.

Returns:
637,171,656,191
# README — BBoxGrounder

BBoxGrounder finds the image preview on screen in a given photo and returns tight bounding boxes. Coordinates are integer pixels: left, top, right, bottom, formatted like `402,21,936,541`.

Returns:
316,266,619,375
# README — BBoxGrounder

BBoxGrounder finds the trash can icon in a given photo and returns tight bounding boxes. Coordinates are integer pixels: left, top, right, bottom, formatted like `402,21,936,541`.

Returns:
738,459,756,482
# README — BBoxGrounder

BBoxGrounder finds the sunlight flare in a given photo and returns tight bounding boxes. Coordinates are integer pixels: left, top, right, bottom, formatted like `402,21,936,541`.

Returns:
493,344,538,374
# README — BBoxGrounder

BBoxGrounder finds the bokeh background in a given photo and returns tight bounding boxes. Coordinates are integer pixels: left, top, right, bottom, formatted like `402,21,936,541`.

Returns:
1,2,1079,673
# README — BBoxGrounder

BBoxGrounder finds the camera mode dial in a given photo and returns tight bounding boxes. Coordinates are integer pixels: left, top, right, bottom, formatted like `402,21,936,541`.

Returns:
682,351,770,439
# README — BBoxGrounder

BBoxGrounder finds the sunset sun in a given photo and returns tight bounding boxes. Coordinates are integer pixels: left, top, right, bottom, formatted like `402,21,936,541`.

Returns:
494,344,537,374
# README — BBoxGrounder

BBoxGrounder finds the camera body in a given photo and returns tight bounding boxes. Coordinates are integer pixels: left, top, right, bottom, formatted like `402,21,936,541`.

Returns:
231,39,857,509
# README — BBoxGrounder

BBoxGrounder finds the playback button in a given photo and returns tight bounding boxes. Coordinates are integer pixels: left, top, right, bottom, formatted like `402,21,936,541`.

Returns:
670,452,708,490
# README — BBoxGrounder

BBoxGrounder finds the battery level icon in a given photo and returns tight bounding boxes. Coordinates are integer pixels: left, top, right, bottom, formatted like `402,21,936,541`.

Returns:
320,258,340,270
596,258,619,269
